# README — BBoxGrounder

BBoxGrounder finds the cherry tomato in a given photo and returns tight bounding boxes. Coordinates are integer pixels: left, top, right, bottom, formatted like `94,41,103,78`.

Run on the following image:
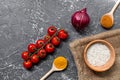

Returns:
44,34,51,42
36,39,45,48
28,43,37,53
21,51,30,60
31,54,39,64
51,36,60,46
58,29,68,40
48,26,57,36
45,43,55,53
37,49,47,59
23,60,32,69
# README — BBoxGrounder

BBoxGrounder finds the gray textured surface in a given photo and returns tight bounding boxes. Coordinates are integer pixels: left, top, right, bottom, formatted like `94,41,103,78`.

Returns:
0,0,120,80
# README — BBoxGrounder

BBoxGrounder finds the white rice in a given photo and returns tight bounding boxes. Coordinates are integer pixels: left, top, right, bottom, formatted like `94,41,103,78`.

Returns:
87,43,110,66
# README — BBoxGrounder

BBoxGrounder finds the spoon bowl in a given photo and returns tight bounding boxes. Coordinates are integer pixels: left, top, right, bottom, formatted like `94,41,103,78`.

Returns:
52,63,67,71
100,13,114,29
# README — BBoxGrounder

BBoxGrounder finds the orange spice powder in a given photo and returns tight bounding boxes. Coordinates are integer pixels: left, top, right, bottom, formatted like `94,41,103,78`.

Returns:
54,56,67,70
100,15,113,29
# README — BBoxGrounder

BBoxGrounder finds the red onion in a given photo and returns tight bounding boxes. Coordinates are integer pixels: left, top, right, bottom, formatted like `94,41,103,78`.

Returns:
71,8,90,30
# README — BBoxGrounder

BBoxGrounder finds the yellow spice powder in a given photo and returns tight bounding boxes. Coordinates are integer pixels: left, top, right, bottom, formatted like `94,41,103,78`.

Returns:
53,56,67,70
100,15,113,29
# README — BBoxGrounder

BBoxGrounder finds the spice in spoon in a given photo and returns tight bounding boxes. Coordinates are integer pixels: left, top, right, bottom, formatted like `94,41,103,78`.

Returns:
53,56,68,70
40,56,68,80
100,15,113,29
100,0,120,29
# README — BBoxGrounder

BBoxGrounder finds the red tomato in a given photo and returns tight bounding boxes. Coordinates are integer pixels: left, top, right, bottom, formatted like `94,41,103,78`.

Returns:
37,49,47,59
44,34,51,42
21,51,30,60
51,36,60,46
48,26,57,36
36,39,45,48
58,29,68,40
45,43,55,53
28,43,37,53
31,54,39,64
23,60,32,69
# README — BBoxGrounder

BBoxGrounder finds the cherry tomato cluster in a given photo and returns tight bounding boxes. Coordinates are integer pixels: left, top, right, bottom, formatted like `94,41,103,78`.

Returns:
21,26,68,69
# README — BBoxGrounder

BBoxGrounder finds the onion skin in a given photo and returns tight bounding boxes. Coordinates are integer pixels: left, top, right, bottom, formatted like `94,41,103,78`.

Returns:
71,8,90,31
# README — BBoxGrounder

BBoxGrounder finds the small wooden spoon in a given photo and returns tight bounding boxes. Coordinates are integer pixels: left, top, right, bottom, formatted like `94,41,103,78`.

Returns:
40,57,67,80
100,0,120,29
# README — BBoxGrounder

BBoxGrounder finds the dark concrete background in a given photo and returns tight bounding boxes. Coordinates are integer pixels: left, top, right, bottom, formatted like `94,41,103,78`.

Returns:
0,0,120,80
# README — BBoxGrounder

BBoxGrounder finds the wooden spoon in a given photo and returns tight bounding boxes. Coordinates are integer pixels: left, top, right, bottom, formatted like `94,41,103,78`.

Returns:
100,0,120,29
40,57,67,80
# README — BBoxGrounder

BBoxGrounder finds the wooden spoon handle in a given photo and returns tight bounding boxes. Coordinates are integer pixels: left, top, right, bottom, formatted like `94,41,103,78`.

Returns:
110,0,120,14
40,68,54,80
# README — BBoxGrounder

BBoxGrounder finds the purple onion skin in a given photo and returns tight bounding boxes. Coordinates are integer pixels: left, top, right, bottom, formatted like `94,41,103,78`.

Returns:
71,8,90,31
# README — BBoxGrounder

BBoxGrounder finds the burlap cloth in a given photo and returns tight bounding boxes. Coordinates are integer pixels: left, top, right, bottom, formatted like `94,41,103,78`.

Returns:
69,29,120,80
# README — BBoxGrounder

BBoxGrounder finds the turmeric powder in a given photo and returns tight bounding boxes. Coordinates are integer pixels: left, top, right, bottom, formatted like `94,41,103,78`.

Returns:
53,56,67,70
100,15,113,29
